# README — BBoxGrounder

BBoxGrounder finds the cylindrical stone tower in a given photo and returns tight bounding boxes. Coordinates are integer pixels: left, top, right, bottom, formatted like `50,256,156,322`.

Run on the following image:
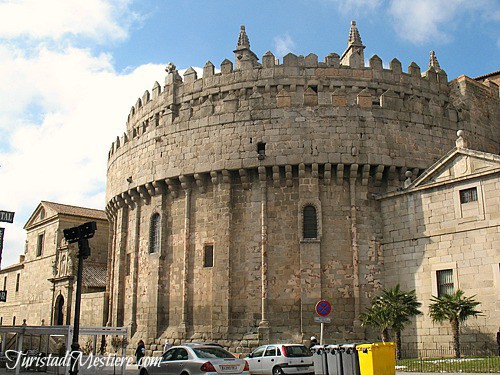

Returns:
105,22,499,353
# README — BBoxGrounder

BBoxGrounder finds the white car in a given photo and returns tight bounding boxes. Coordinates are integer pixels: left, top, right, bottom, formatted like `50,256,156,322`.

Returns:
245,344,314,375
140,343,249,375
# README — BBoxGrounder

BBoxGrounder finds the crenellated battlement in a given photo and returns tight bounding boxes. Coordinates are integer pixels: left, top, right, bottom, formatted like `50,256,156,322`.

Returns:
110,49,454,159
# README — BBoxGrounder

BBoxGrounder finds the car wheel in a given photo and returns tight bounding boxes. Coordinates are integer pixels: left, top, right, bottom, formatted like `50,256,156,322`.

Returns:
139,369,149,375
272,366,284,375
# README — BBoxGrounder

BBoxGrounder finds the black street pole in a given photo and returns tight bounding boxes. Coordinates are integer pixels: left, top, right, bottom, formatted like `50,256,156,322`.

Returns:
63,222,96,375
69,239,87,375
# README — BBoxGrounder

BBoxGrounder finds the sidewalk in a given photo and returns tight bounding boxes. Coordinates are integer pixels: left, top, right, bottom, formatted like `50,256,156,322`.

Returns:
0,368,495,375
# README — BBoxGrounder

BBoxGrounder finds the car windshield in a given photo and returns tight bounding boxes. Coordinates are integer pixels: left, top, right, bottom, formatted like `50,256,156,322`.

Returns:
193,347,235,359
283,346,312,357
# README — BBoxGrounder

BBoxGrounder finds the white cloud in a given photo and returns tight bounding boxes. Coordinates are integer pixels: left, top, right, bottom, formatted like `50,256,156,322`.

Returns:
388,0,499,44
328,0,383,15
0,0,135,42
0,0,163,267
0,0,168,269
388,0,457,43
274,34,296,58
0,44,166,267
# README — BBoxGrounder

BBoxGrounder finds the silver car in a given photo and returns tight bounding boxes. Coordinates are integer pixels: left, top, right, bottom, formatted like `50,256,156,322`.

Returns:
140,343,250,375
245,344,314,375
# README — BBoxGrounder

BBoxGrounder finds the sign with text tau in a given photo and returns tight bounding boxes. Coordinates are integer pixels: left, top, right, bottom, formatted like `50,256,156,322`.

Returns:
0,211,15,223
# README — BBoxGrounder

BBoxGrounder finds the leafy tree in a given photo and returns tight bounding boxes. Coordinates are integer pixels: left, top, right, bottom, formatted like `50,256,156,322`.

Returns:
429,289,482,358
360,284,422,359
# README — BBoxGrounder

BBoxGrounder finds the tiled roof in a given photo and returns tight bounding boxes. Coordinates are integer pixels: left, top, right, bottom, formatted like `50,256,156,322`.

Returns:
42,201,107,221
474,70,500,81
82,263,107,288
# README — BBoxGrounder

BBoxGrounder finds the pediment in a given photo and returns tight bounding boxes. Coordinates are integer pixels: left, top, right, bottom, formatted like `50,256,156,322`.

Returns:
409,148,500,189
24,202,58,229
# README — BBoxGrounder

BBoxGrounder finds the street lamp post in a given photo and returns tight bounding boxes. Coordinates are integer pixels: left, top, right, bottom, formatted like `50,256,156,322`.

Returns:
63,222,97,375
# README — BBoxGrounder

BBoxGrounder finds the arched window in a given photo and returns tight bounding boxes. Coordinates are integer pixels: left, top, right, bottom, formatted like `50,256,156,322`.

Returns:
303,205,317,239
149,213,161,254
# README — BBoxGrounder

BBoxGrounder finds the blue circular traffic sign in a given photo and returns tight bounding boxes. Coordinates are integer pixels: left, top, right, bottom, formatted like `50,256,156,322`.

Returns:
315,300,332,317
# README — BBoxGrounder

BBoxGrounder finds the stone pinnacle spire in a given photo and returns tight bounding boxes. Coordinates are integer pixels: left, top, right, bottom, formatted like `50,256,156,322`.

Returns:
348,20,363,46
233,24,258,69
236,25,250,50
341,20,365,68
428,50,441,72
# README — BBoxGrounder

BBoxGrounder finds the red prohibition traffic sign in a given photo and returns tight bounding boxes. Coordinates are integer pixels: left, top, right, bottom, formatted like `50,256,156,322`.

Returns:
315,300,332,317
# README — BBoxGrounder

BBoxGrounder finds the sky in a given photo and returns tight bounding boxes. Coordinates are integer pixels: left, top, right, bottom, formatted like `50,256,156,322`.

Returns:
0,0,498,267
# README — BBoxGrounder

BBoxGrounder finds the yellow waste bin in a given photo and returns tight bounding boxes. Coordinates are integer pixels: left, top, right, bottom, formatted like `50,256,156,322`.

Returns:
356,342,395,375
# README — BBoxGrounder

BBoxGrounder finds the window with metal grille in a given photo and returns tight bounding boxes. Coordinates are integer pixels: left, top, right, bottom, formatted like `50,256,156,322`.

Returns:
204,245,214,268
303,205,318,239
459,187,477,204
437,269,454,297
149,213,161,254
36,233,44,257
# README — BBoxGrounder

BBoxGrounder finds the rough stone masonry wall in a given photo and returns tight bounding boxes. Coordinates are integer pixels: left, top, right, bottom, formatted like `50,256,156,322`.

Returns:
108,166,388,353
105,48,499,353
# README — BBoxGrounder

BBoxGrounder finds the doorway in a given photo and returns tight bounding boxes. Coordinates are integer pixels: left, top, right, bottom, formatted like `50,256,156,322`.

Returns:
54,295,64,325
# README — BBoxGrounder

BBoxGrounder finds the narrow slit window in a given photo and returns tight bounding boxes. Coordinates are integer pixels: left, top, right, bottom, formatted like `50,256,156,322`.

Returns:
204,245,214,268
257,142,266,159
303,205,318,239
126,253,131,276
15,274,20,292
149,213,161,254
36,233,44,257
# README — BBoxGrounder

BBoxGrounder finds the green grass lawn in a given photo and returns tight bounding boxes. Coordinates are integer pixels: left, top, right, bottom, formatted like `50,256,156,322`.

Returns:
396,356,500,373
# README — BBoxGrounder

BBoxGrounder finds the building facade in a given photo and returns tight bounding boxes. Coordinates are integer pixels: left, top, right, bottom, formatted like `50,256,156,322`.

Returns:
104,22,499,353
380,134,499,351
0,202,109,328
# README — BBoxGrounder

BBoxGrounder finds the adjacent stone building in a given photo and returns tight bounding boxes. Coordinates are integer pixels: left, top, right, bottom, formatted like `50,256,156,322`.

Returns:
104,22,499,353
380,134,499,350
0,202,109,328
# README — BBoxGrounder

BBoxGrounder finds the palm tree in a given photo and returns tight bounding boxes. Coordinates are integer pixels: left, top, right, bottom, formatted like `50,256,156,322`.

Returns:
360,303,392,342
360,284,422,359
429,289,482,358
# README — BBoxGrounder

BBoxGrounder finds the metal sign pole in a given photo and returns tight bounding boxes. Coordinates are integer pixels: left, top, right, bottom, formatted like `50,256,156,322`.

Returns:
320,322,324,345
0,227,4,269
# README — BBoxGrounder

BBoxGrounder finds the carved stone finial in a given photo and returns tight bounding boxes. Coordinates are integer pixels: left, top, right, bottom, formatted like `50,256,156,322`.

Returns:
456,129,469,148
165,62,177,74
404,170,413,188
233,24,258,69
428,51,441,72
348,20,363,46
236,25,250,49
341,20,365,68
52,259,58,276
165,62,182,85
